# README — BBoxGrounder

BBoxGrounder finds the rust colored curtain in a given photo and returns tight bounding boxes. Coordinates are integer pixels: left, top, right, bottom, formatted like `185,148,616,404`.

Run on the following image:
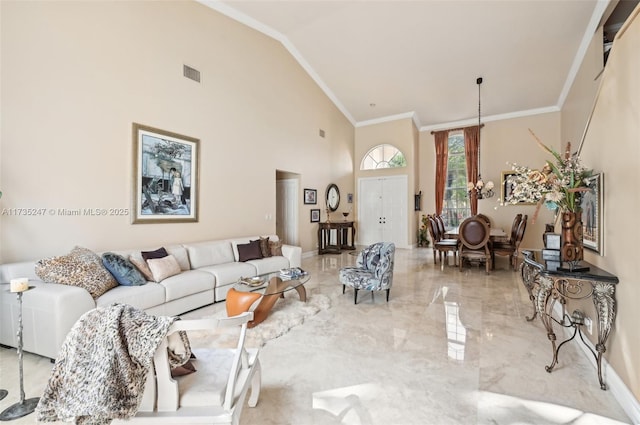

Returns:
464,126,480,215
434,130,449,215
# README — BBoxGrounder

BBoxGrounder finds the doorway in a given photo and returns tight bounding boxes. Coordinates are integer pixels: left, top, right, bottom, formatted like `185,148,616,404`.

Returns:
276,171,300,246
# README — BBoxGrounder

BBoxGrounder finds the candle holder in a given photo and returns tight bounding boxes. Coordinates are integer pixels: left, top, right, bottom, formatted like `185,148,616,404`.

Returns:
0,287,40,421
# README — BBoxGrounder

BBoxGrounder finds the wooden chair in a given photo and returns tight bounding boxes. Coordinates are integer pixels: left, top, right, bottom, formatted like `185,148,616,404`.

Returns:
427,215,458,270
458,215,492,274
116,311,261,425
492,215,527,270
476,213,492,227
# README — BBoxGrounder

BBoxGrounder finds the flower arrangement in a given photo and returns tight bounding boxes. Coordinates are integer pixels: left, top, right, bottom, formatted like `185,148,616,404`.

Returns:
505,129,593,222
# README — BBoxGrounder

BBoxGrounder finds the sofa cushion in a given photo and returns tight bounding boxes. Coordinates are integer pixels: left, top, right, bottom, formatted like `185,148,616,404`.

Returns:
165,245,191,271
247,256,290,275
159,270,215,302
141,247,168,261
35,246,118,299
147,255,182,282
102,252,147,286
196,262,256,286
184,241,235,269
96,282,166,311
237,240,262,262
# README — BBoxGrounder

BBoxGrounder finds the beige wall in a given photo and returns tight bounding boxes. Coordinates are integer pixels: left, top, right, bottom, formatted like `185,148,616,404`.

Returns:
561,7,640,401
418,112,561,252
562,26,604,149
354,118,418,247
0,1,354,261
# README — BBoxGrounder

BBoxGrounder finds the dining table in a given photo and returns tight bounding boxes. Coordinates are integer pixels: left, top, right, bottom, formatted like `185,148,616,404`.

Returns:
445,225,507,240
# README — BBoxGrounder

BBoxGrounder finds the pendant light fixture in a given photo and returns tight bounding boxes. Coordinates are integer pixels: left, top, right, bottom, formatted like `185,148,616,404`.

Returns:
468,77,494,199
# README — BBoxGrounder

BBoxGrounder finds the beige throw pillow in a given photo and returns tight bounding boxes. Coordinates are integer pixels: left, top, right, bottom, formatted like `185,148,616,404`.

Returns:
146,255,181,282
129,255,155,282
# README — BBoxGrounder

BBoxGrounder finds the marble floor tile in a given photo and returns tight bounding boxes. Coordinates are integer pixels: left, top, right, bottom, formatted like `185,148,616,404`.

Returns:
0,247,631,424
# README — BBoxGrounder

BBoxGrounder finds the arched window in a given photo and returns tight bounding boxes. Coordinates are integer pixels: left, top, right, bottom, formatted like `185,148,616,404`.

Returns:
360,144,407,170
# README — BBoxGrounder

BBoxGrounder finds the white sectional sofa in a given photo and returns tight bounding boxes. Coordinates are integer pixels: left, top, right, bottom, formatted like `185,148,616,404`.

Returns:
0,235,301,360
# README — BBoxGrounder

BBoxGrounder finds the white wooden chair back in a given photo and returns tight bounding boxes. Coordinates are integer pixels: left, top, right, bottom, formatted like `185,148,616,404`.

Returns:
115,311,260,425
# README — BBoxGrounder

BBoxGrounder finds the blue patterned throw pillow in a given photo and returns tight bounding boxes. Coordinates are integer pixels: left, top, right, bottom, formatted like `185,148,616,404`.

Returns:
102,252,147,286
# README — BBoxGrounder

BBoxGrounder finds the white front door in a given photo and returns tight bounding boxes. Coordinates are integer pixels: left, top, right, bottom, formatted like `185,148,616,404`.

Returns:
357,175,408,247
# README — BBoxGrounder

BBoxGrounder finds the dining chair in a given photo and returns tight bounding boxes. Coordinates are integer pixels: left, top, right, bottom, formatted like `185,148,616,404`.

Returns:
458,215,492,274
476,213,492,227
492,214,527,270
427,215,459,270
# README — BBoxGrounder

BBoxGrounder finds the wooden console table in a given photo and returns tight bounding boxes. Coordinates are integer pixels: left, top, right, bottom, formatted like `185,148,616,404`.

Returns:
520,250,618,390
318,221,356,254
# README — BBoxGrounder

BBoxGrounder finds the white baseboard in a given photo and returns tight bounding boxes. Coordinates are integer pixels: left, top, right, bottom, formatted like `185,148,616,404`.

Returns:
552,303,640,423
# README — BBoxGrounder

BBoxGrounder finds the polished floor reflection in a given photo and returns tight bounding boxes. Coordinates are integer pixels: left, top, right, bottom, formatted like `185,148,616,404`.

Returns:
0,248,631,424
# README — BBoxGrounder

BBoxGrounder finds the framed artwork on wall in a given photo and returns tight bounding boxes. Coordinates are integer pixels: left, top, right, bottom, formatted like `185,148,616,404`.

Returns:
310,209,320,223
304,188,317,205
581,173,603,254
132,123,199,224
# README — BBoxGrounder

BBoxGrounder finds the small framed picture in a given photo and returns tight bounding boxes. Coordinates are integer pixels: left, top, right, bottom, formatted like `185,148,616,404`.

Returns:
304,188,317,205
310,209,320,223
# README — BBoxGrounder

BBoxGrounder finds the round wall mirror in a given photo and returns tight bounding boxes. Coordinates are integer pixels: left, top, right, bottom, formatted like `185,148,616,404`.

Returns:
326,184,340,211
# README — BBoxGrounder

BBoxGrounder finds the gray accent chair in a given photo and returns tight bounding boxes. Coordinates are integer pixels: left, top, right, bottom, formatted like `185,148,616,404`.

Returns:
339,242,396,304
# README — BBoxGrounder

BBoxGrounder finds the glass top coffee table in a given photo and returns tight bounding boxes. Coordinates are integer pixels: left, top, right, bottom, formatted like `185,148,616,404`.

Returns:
225,269,310,328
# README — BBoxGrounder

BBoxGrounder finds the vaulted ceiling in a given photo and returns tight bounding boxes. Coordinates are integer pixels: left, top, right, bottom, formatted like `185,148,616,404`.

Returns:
201,0,610,130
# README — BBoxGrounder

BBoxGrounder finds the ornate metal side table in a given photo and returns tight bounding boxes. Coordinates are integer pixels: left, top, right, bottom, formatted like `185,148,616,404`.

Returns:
520,250,618,390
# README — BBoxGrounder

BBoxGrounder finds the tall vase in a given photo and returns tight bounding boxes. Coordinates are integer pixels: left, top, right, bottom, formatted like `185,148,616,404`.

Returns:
560,210,584,263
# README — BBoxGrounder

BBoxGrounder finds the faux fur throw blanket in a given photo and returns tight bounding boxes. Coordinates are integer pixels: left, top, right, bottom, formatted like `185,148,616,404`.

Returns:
36,303,180,424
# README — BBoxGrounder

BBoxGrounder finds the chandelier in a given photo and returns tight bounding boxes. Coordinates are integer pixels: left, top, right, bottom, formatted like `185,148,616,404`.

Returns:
468,77,494,199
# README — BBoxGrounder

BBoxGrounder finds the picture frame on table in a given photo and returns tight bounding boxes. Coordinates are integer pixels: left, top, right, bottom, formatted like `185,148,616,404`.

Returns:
310,209,320,223
501,171,536,205
132,123,199,224
581,173,603,254
304,188,317,205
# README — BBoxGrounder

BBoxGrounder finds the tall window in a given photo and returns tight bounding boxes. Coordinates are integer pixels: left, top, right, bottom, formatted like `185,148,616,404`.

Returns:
442,132,470,227
360,144,406,170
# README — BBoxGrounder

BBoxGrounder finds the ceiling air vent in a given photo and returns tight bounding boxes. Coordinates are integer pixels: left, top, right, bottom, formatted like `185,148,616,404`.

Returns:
183,65,200,83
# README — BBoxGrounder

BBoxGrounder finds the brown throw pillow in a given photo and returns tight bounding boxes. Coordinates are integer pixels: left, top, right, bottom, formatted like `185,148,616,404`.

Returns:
141,247,168,261
254,237,271,258
171,360,197,377
237,240,263,262
269,240,283,256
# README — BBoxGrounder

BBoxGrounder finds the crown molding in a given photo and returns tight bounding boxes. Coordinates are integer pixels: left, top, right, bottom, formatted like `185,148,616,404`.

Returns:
197,0,356,126
419,106,560,133
198,0,600,133
355,111,421,129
